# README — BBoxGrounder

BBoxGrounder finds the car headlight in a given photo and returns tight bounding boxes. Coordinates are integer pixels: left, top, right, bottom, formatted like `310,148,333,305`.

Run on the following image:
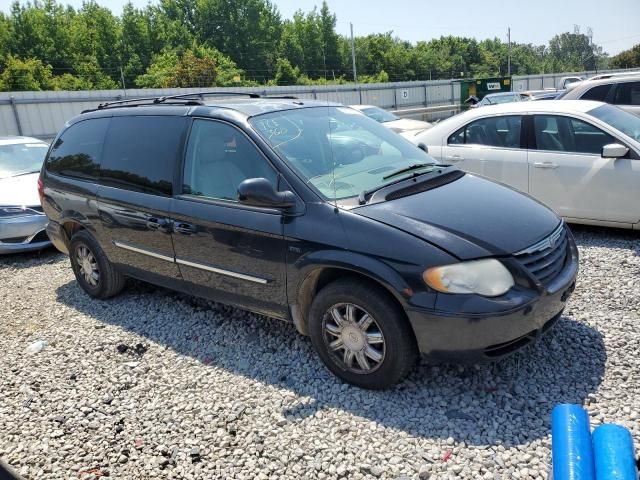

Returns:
423,259,514,297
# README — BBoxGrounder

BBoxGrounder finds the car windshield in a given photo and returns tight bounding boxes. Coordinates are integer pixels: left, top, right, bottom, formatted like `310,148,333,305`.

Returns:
360,106,399,123
250,106,435,204
482,94,519,105
0,142,48,179
589,104,640,142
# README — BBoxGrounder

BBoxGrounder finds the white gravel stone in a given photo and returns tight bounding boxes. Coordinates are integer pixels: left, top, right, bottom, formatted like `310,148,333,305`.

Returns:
0,225,639,479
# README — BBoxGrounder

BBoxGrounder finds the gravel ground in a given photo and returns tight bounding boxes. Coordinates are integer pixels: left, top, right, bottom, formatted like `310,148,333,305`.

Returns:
1,225,638,480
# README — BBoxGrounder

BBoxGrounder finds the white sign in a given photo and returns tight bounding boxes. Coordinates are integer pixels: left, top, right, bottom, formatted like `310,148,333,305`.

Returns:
401,89,409,99
486,82,501,91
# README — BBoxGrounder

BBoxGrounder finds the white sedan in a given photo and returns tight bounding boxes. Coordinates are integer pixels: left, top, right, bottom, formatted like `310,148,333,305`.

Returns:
411,100,640,229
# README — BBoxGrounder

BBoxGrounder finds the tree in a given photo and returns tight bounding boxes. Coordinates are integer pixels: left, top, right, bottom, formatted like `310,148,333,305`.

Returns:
0,55,54,91
548,32,604,71
135,45,244,88
274,57,299,85
610,44,640,69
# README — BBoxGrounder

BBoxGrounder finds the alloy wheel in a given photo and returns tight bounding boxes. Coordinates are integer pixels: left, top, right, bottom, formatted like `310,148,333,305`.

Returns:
322,303,386,374
76,245,100,287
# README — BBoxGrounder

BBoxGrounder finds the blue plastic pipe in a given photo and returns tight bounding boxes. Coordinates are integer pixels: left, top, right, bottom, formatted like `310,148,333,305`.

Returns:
593,424,638,480
552,404,596,480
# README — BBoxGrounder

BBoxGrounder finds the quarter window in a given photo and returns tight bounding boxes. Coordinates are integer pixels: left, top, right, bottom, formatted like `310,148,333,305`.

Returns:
47,118,109,180
447,116,522,148
101,116,187,196
613,81,640,105
533,115,615,155
581,84,612,101
183,120,277,202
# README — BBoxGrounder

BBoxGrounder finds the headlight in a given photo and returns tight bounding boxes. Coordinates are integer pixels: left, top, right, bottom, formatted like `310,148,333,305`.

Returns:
423,259,514,297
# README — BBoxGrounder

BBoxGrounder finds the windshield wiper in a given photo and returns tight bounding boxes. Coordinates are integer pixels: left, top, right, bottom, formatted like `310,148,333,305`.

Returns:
359,163,447,205
382,163,434,180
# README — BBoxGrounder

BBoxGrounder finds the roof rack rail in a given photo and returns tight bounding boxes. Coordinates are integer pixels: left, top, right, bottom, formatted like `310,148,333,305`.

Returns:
157,91,261,102
94,96,204,111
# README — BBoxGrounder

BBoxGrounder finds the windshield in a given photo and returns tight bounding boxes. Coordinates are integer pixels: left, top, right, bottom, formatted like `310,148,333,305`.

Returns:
250,106,435,203
360,106,399,123
0,142,48,179
589,104,640,142
481,94,520,105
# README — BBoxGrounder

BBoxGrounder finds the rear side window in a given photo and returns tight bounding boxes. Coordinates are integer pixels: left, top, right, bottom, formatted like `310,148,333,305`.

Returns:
447,116,522,148
533,115,615,154
101,116,186,196
580,84,612,101
47,118,109,180
613,81,640,105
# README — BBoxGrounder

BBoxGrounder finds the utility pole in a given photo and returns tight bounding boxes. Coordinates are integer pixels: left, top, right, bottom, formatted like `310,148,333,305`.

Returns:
507,27,511,76
350,22,357,83
119,66,127,97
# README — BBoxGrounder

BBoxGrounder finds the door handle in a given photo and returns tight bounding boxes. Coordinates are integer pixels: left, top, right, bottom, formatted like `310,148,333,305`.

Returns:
174,222,196,235
446,155,464,162
533,162,558,169
146,217,171,232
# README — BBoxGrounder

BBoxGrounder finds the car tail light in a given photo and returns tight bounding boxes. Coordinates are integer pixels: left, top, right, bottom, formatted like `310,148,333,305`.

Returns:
37,177,45,206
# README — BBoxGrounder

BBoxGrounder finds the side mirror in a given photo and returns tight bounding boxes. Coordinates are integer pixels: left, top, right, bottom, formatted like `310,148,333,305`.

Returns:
601,143,629,159
237,178,297,209
417,143,428,153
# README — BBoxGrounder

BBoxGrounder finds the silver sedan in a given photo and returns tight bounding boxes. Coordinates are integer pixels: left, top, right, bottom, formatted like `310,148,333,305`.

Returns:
0,136,51,253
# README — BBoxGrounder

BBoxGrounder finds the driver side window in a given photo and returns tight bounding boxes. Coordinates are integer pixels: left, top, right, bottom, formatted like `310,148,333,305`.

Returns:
183,120,277,202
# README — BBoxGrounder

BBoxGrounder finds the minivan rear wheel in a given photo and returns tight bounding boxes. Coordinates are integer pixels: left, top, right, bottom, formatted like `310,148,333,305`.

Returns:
308,277,418,389
69,230,126,299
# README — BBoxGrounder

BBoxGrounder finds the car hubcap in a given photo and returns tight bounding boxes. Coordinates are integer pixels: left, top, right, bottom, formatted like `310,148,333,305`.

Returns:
76,245,99,287
322,303,386,374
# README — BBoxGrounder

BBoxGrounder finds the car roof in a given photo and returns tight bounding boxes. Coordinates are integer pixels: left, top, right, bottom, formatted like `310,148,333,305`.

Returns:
0,136,47,145
81,97,342,118
573,74,640,88
461,99,604,117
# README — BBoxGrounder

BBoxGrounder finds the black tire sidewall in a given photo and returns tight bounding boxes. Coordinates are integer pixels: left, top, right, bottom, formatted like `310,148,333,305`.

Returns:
308,279,417,389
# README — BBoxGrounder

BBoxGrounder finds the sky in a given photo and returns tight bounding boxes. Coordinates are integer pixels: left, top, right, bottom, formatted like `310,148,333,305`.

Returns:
3,0,639,55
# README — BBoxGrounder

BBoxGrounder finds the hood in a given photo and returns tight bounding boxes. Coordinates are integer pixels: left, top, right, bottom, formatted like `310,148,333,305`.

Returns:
0,172,41,207
356,173,561,260
386,118,432,133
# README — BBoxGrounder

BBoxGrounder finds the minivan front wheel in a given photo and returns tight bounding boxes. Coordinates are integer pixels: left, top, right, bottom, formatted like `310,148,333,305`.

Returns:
69,230,126,299
308,278,418,389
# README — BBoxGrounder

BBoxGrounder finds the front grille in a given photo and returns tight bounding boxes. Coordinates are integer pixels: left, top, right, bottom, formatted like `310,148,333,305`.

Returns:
514,224,569,285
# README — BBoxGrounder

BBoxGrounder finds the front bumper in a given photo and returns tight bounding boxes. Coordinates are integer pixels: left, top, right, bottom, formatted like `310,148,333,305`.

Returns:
0,214,50,254
406,235,579,362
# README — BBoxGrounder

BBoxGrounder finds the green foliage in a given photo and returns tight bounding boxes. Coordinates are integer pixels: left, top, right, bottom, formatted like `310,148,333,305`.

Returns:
0,0,617,91
610,44,640,69
0,55,54,90
135,45,245,88
274,57,300,85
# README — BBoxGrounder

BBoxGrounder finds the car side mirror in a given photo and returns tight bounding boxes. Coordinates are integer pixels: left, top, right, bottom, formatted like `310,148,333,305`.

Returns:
601,143,629,159
237,178,297,209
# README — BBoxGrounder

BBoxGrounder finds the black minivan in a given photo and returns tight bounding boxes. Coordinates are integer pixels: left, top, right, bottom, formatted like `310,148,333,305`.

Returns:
40,94,578,389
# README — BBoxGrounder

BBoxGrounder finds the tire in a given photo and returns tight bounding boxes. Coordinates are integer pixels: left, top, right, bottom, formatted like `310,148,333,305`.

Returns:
308,277,418,389
69,230,126,299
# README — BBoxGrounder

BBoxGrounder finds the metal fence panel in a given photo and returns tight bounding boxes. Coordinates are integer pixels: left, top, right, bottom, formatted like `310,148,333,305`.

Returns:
0,68,636,140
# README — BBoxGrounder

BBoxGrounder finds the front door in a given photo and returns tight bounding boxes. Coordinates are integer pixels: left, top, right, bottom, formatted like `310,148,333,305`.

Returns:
442,115,528,192
528,114,640,224
170,118,288,319
96,115,187,283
